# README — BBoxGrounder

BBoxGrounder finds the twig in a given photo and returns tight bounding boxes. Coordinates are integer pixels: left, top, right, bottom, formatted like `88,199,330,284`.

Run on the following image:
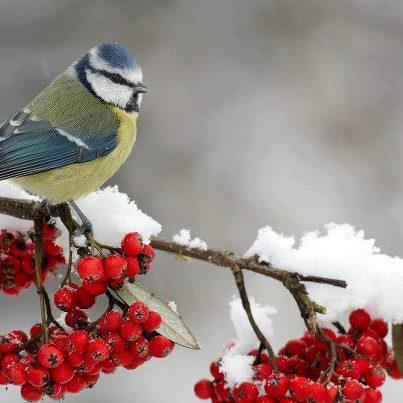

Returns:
332,321,347,334
231,264,279,372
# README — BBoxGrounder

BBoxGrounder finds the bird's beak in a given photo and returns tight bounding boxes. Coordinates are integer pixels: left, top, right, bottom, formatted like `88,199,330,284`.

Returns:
134,82,149,94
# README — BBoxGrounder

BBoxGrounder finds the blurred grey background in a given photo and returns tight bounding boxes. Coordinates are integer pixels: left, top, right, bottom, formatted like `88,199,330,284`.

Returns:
0,0,402,401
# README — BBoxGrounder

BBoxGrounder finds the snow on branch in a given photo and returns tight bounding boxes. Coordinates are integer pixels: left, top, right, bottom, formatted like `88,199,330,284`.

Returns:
245,223,403,323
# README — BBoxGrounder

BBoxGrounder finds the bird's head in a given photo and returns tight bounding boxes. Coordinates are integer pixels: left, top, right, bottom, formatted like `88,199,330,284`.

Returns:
69,42,148,112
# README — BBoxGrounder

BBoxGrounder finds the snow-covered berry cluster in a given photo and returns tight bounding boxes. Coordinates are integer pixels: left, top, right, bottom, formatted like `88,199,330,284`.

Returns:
0,223,65,295
0,300,174,401
195,309,402,402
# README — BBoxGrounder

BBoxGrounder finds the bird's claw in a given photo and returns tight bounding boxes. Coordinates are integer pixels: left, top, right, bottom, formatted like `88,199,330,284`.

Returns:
73,220,93,237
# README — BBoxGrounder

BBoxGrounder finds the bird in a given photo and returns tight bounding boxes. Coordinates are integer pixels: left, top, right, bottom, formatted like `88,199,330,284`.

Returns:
0,42,148,234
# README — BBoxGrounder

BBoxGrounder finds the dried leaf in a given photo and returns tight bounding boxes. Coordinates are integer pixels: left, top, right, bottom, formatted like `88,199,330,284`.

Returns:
117,283,200,350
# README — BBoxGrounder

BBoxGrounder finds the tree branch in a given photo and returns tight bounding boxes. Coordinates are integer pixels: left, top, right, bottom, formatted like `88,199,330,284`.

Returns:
0,195,348,360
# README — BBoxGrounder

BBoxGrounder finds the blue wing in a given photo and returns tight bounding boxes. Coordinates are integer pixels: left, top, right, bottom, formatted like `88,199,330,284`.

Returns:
0,109,117,179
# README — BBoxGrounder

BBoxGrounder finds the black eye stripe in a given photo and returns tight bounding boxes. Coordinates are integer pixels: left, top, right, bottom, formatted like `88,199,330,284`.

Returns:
98,69,136,88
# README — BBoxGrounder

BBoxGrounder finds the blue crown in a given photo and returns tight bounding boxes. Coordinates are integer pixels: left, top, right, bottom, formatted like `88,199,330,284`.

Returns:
97,42,138,70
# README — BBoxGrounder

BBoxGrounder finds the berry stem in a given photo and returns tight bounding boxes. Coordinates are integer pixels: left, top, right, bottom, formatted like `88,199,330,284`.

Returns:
61,230,74,287
318,327,337,385
33,218,48,343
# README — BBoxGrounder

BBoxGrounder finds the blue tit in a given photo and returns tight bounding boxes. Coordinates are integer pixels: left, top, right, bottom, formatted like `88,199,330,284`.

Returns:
0,42,148,233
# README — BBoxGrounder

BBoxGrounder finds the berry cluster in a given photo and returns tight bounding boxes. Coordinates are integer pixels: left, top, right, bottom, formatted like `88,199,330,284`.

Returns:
0,232,174,401
195,309,402,402
54,232,154,317
0,223,65,295
0,300,174,401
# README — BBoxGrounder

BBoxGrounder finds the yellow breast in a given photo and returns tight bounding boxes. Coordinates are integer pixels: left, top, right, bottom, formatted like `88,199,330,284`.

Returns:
13,107,137,203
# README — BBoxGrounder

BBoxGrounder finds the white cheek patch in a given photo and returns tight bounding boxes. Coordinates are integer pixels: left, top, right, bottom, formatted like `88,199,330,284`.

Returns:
88,48,143,84
86,69,133,108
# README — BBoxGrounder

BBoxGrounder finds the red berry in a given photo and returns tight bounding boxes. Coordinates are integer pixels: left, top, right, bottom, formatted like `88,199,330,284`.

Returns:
357,336,378,357
101,311,123,332
210,359,224,380
43,239,62,256
76,287,95,309
65,308,88,328
149,335,174,358
129,337,150,359
121,232,144,256
8,362,28,385
87,338,111,362
252,363,272,381
126,257,140,277
142,311,162,332
68,352,84,367
104,332,126,352
67,330,90,354
336,359,363,379
256,397,275,403
111,348,133,366
37,344,64,368
120,320,142,341
21,383,43,402
128,301,150,323
214,381,231,401
286,356,307,376
27,366,50,388
283,339,307,358
233,382,258,402
54,285,77,312
142,244,155,260
50,383,67,399
369,319,388,338
364,366,385,388
342,380,364,401
10,329,28,344
43,222,60,239
50,362,74,384
387,358,403,379
81,279,107,296
104,254,127,279
77,256,104,282
303,382,328,403
349,309,371,330
66,374,86,393
288,376,309,401
194,379,213,400
108,276,125,290
363,387,382,403
264,373,289,399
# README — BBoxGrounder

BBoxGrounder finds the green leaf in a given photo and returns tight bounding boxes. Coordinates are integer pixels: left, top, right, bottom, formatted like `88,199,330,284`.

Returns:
117,282,200,350
392,323,403,372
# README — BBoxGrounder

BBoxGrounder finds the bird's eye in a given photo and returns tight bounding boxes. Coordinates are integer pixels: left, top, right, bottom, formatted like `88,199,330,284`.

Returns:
106,72,124,85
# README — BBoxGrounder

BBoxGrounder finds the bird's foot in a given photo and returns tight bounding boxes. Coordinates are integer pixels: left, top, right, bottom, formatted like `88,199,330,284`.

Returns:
40,201,61,217
73,219,93,237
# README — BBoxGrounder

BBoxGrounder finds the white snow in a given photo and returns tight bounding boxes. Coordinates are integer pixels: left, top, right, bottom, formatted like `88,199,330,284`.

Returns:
0,181,161,256
220,354,254,388
219,297,276,387
245,223,403,323
0,180,40,233
227,297,277,355
74,186,161,246
172,229,208,251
